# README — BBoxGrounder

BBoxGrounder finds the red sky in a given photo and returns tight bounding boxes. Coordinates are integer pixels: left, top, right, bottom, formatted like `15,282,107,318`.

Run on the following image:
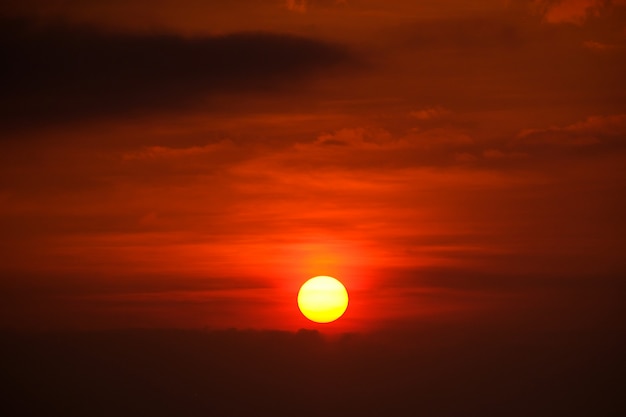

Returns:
1,0,625,332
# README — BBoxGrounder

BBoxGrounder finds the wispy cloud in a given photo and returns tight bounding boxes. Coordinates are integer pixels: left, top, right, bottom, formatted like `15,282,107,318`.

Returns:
122,142,233,161
409,106,452,121
538,0,626,24
540,0,600,24
517,114,626,148
582,40,623,51
286,0,308,13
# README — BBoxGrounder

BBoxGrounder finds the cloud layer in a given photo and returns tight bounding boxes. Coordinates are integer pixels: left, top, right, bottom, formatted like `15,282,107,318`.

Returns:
0,2,624,334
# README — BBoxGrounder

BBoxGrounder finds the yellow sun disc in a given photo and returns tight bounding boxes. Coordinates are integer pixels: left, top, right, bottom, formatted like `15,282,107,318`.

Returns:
297,276,349,323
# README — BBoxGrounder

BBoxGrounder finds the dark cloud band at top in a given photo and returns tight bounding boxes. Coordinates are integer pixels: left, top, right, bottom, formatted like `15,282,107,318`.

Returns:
0,18,358,130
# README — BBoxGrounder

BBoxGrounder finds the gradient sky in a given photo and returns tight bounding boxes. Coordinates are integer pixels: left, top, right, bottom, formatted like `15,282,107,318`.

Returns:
1,0,625,333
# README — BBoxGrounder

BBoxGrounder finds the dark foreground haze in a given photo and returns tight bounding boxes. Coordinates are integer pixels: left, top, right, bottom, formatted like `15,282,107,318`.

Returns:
2,321,623,417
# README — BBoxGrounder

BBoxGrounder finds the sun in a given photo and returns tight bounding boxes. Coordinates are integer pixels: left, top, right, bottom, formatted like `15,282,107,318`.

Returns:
297,276,349,323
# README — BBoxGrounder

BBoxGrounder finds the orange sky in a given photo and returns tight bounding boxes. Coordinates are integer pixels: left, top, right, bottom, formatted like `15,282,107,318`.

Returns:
1,0,625,332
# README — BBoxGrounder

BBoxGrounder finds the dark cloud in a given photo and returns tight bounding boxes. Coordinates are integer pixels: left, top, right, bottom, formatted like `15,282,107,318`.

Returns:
1,326,623,417
0,18,357,130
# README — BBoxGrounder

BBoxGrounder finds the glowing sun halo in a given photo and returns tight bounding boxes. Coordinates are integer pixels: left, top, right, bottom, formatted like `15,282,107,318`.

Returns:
297,276,349,323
